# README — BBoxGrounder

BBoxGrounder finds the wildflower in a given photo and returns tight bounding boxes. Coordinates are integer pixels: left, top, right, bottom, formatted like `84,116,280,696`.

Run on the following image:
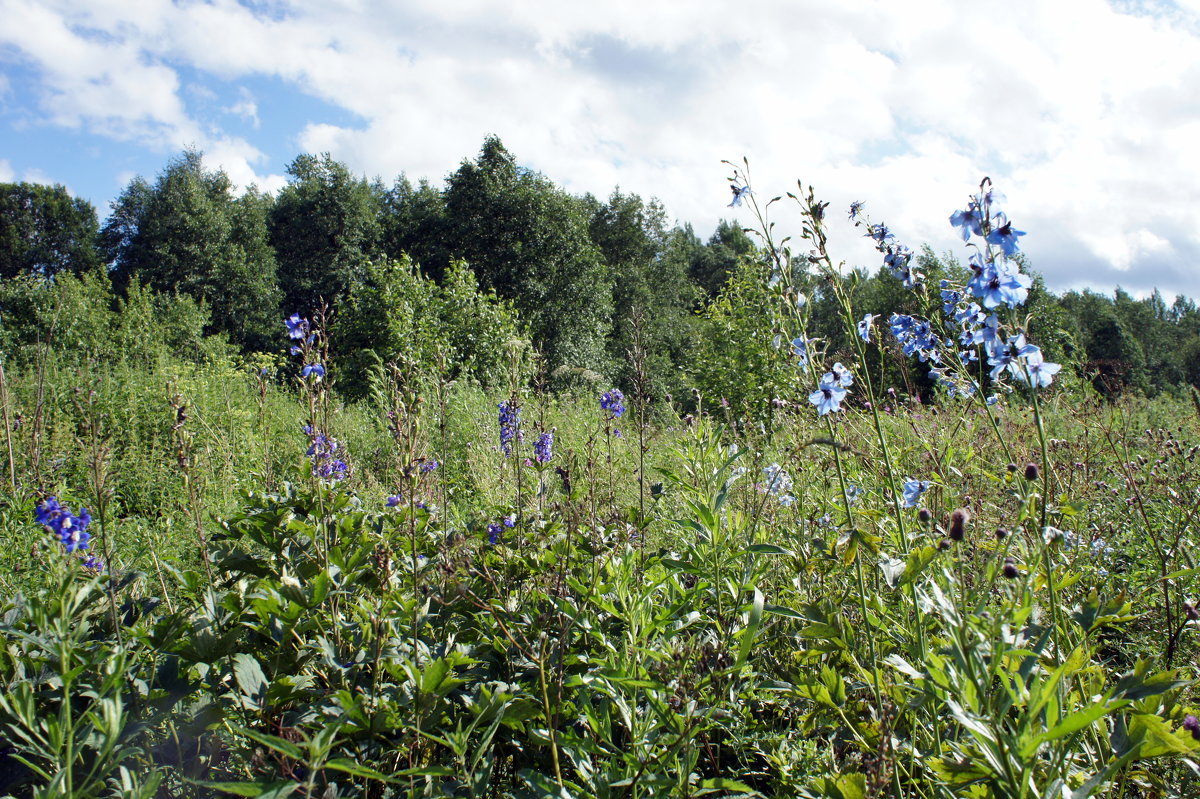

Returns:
761,464,794,503
386,495,402,507
1184,715,1200,741
498,400,522,456
845,484,862,505
534,430,554,464
301,363,325,379
728,184,751,207
865,222,893,244
79,553,104,572
827,363,853,388
420,459,439,473
809,375,848,416
949,202,984,241
503,514,516,528
1002,557,1019,579
487,522,503,545
306,430,348,481
791,336,809,367
986,213,1026,256
285,314,309,340
901,478,930,509
600,389,626,419
848,201,864,220
1024,462,1040,481
857,314,875,343
35,497,92,553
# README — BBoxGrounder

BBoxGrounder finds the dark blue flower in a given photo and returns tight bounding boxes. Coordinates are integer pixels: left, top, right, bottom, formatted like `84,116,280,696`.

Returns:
285,314,309,340
848,201,864,220
534,430,553,464
498,400,522,456
301,363,325,379
35,497,92,553
386,495,402,507
600,389,626,419
420,459,439,473
487,522,503,545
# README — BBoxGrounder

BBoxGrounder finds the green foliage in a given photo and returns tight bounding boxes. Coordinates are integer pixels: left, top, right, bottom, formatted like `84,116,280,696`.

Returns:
329,257,528,398
0,182,102,280
100,150,281,352
444,137,613,377
691,256,793,416
270,153,384,316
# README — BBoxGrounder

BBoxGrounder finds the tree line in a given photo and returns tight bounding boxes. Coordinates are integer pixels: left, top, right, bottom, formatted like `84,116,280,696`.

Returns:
3,137,1199,406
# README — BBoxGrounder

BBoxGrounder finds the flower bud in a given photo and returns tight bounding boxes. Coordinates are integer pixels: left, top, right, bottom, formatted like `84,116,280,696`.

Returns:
995,527,1008,540
1002,557,1019,579
1024,462,1040,481
949,508,969,541
918,508,933,525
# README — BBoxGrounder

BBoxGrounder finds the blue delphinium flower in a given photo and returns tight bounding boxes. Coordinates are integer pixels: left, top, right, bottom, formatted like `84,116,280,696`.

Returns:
285,314,309,340
986,213,1026,256
35,496,92,553
949,202,984,242
79,553,104,572
866,223,893,244
828,363,853,388
809,374,848,416
420,459,439,473
386,495,402,507
848,201,864,221
600,389,626,419
498,400,522,456
301,363,325,379
306,430,348,481
728,184,751,207
487,522,503,545
857,314,875,343
791,337,809,368
534,430,554,464
901,478,930,509
890,314,940,362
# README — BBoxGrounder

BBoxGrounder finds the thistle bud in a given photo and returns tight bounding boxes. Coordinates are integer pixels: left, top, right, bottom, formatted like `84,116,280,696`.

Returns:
995,527,1008,541
1002,557,1019,579
1024,462,1040,481
918,508,933,525
949,508,969,541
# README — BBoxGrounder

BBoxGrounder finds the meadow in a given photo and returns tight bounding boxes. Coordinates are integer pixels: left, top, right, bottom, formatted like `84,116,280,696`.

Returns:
1,174,1199,799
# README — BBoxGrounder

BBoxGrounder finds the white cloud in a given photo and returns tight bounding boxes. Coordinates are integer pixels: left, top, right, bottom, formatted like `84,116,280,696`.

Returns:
0,159,13,182
224,87,260,129
3,0,1200,296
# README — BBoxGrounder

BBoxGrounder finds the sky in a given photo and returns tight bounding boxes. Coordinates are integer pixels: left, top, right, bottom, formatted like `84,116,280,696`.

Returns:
2,0,1199,300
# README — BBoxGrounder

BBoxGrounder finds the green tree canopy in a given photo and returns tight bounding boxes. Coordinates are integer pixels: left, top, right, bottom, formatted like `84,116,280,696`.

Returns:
99,150,281,351
269,153,384,315
0,182,102,280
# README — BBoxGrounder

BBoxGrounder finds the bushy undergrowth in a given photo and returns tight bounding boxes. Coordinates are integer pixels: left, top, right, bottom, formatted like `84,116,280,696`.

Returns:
1,175,1199,799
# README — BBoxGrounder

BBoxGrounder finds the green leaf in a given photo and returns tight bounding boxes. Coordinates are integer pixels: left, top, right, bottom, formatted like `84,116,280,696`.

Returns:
232,654,269,706
233,726,304,761
747,543,791,556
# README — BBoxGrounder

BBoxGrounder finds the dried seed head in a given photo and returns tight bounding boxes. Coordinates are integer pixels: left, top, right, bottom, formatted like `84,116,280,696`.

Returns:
949,508,969,541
